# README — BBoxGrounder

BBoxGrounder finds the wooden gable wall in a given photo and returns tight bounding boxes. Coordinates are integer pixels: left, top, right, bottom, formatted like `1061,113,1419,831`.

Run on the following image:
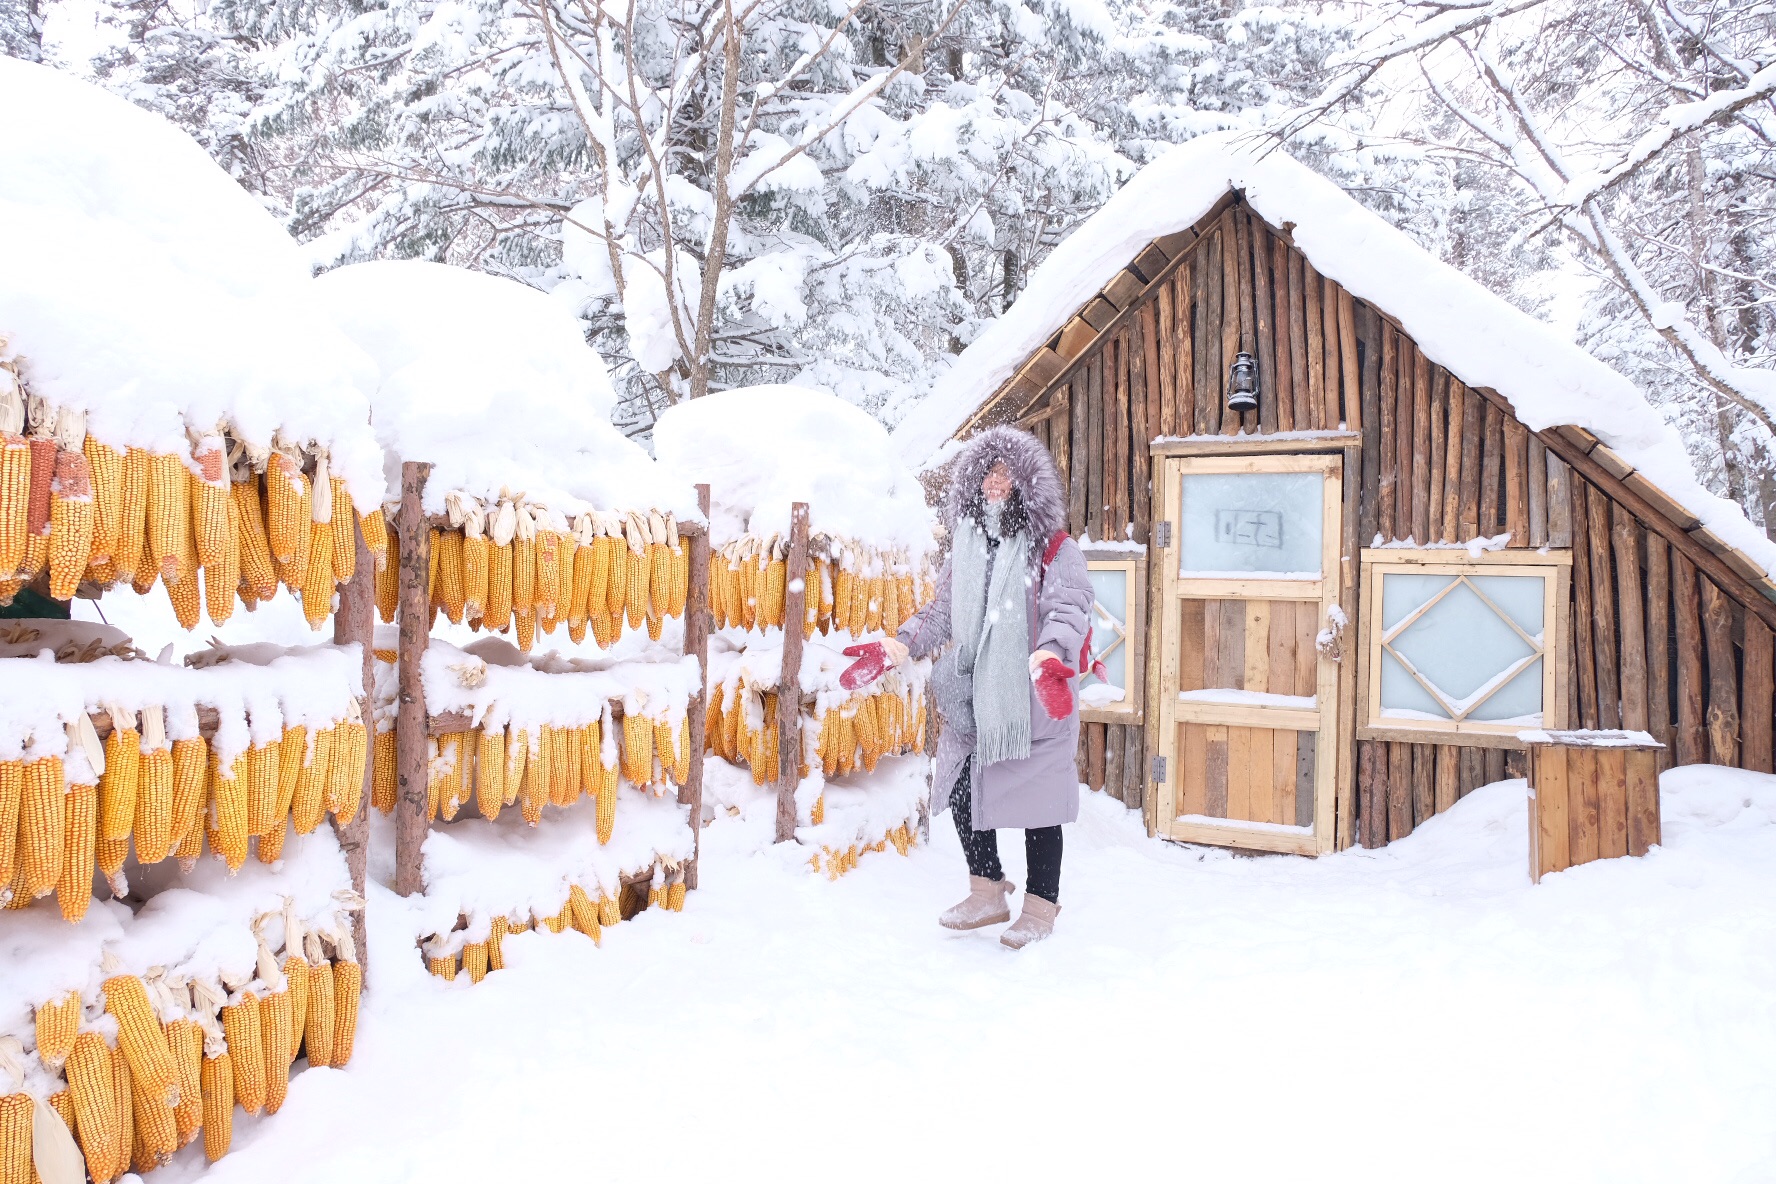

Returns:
958,191,1776,850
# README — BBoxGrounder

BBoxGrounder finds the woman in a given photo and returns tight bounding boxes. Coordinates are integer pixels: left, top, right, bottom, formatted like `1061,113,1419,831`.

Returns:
844,426,1093,948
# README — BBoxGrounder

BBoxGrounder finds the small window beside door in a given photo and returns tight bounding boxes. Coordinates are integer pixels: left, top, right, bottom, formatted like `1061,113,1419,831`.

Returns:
1359,550,1570,742
1080,549,1144,722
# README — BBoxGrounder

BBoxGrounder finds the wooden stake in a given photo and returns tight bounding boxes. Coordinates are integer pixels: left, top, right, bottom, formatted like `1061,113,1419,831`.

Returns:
680,485,712,887
774,502,809,843
394,461,432,898
332,514,375,969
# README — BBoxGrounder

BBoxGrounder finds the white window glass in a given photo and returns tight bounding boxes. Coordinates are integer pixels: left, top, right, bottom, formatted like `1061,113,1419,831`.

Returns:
1086,567,1128,691
1377,570,1547,724
1178,472,1322,578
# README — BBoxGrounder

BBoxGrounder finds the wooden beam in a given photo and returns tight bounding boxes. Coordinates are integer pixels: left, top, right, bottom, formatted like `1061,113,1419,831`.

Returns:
775,502,810,843
331,514,375,970
394,461,432,898
680,487,712,888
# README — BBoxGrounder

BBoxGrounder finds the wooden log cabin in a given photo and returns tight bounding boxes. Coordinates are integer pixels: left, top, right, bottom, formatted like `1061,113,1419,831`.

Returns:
894,136,1776,856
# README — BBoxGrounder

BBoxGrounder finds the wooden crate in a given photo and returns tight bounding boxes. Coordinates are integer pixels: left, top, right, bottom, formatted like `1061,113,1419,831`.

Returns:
1524,731,1663,883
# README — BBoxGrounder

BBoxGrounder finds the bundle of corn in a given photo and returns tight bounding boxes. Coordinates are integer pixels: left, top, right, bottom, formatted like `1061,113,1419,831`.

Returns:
814,677,927,778
0,382,385,632
704,681,789,786
393,495,688,653
709,532,936,638
808,822,918,880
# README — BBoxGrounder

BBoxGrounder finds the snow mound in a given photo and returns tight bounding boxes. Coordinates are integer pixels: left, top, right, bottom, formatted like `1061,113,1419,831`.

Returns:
894,131,1776,578
0,58,384,506
316,260,695,519
654,384,936,555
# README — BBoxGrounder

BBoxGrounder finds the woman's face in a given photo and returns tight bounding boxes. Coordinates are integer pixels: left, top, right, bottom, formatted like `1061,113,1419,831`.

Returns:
981,460,1012,504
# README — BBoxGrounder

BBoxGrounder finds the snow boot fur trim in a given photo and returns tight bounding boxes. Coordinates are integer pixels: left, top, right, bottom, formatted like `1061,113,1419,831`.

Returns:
939,875,1015,930
999,894,1059,949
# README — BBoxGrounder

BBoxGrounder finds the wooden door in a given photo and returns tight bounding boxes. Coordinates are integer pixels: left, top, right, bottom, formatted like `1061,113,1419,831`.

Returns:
1152,454,1343,855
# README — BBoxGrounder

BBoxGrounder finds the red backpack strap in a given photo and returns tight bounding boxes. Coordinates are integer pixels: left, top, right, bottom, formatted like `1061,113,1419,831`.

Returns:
1042,529,1069,566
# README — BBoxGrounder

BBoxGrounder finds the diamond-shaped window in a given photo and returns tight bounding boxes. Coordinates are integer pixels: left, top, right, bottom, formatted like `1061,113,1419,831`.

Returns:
1379,572,1546,721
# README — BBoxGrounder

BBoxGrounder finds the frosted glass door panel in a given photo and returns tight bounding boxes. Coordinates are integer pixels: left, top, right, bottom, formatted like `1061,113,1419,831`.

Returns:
1086,567,1128,690
1178,472,1323,577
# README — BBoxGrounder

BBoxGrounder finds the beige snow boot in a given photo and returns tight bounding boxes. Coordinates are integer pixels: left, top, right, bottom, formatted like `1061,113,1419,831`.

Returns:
939,875,1015,930
999,894,1059,949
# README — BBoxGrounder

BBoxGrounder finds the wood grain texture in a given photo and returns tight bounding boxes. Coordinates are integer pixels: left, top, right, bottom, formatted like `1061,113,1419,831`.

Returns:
1587,485,1620,730
1156,286,1179,439
1743,615,1773,774
1322,274,1342,430
1534,745,1570,881
1205,727,1229,817
1546,449,1572,547
1105,722,1125,803
775,502,809,843
1569,747,1600,865
1701,575,1741,766
1358,306,1381,543
1357,739,1382,848
1613,504,1649,732
394,461,433,898
1411,347,1431,542
1529,435,1549,547
331,515,375,962
1626,749,1661,857
1428,370,1447,542
1458,384,1482,541
1572,480,1599,729
681,486,712,888
1305,258,1326,432
1218,215,1239,435
1396,341,1415,536
1645,535,1673,765
1338,288,1361,431
1252,221,1281,433
1287,243,1311,431
1069,379,1088,534
1673,548,1706,765
1505,420,1529,545
1378,323,1397,541
1412,743,1433,826
1388,740,1413,841
1480,398,1502,537
1596,747,1628,860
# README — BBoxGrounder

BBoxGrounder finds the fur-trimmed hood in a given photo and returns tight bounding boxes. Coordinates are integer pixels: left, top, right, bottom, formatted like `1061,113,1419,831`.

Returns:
942,426,1068,550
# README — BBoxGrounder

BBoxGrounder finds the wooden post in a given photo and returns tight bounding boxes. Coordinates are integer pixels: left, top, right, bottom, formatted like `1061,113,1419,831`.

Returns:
394,461,432,898
774,502,809,843
331,514,375,971
679,484,712,888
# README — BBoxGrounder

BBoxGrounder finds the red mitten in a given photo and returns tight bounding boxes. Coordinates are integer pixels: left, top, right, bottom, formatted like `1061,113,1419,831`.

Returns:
1032,657,1076,720
840,642,889,691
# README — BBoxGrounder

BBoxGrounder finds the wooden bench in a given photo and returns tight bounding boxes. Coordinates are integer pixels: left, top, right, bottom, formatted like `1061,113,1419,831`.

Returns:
1520,730,1663,883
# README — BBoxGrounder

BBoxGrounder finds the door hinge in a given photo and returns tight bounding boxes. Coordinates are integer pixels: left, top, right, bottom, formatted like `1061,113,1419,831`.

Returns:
1154,521,1173,548
1150,755,1167,783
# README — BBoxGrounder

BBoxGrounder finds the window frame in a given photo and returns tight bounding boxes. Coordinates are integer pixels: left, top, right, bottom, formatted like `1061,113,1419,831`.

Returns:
1357,548,1571,746
1078,547,1146,724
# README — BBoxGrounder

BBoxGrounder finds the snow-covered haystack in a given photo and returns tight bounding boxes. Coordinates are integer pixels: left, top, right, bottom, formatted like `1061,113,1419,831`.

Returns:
321,261,699,655
655,386,937,875
0,59,388,633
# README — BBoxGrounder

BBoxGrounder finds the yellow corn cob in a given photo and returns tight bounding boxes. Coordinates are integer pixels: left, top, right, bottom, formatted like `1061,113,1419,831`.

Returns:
16,530,45,583
200,1051,231,1163
721,687,742,759
512,730,540,825
643,541,667,619
620,712,651,786
480,540,511,632
277,956,307,1061
260,989,291,1113
291,727,332,835
19,755,64,898
0,433,31,576
34,991,80,1069
48,449,96,598
272,723,304,828
760,556,785,628
265,453,303,561
95,836,127,885
709,555,729,626
130,1053,179,1172
256,817,285,862
437,734,465,822
109,446,148,584
486,915,509,971
330,719,367,825
595,755,617,845
433,528,464,624
575,724,598,799
99,717,139,842
103,975,178,1107
168,736,206,853
589,608,618,649
0,1092,31,1184
143,452,187,585
578,534,608,620
706,685,726,760
135,744,174,866
57,779,96,921
761,694,780,782
168,1017,201,1146
202,488,241,624
511,529,536,618
329,476,355,585
599,892,620,926
535,529,562,615
669,542,689,618
674,716,691,784
375,549,397,623
551,725,575,807
623,546,647,630
503,727,528,809
831,563,854,633
231,478,277,601
668,880,686,911
371,729,396,814
362,506,389,570
108,1042,133,1183
244,738,279,838
304,963,334,1065
566,538,593,629
208,751,247,871
541,906,567,933
653,720,677,785
862,574,884,632
567,883,601,943
188,444,227,574
462,531,489,623
742,553,763,629
300,519,334,630
426,955,456,980
510,608,532,653
65,1031,118,1183
461,941,489,984
331,958,361,1065
222,993,264,1114
596,535,621,616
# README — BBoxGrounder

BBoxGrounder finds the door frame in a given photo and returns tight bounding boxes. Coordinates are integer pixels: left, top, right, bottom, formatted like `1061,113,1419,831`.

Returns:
1146,444,1356,856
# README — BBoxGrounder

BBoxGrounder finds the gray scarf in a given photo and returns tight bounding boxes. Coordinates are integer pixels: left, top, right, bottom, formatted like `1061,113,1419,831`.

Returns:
949,502,1032,765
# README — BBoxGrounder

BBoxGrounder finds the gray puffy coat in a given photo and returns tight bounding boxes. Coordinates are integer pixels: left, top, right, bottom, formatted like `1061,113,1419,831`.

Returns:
897,426,1093,830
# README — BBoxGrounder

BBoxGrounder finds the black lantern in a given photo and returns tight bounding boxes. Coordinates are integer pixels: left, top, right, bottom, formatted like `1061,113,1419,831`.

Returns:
1227,351,1259,414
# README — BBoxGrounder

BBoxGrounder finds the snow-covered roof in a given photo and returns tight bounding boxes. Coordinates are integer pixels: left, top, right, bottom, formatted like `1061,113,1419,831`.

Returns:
0,58,385,506
654,384,936,555
893,132,1776,579
315,260,697,520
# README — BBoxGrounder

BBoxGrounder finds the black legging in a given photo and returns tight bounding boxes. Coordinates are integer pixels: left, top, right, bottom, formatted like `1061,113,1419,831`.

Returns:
951,765,1063,904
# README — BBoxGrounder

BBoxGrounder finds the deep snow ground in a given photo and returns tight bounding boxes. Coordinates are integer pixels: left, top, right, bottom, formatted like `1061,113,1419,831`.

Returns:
153,768,1776,1183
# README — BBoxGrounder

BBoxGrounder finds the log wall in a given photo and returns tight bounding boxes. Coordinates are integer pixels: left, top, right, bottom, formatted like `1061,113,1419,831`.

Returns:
966,192,1776,849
